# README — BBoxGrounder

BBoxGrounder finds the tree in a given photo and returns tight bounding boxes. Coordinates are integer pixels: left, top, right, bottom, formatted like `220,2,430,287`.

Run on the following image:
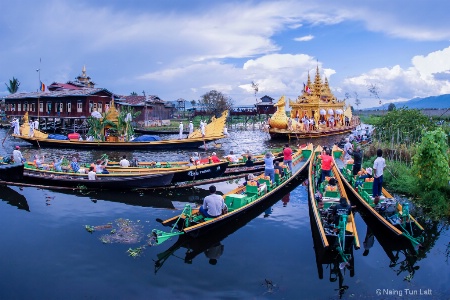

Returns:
130,92,138,96
368,83,381,106
198,90,233,116
5,77,20,94
354,92,361,109
412,128,449,191
388,103,396,111
251,81,259,102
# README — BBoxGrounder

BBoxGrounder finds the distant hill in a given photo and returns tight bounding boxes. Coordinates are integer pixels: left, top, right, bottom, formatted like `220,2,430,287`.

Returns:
365,94,450,110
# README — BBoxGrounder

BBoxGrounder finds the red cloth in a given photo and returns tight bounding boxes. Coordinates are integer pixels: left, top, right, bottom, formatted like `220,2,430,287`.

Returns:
320,154,332,171
211,155,220,163
283,147,293,161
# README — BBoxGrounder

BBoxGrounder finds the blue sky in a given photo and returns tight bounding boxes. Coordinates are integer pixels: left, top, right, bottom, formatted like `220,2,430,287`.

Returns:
1,0,450,108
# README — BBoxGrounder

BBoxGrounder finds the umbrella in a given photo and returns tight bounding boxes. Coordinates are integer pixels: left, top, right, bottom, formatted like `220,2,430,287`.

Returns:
91,111,102,119
335,109,343,115
328,109,334,115
320,109,326,115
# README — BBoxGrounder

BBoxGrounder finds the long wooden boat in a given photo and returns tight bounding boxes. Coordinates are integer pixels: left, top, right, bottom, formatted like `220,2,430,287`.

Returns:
20,159,229,188
106,161,229,183
151,143,314,244
0,163,24,181
10,111,227,150
154,184,302,273
331,145,424,249
308,145,360,267
19,167,174,189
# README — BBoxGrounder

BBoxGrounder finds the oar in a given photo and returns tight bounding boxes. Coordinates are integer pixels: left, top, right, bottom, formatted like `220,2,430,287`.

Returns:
2,127,13,146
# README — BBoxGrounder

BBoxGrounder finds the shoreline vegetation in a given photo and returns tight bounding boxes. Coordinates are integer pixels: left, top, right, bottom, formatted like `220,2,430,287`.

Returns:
358,108,450,219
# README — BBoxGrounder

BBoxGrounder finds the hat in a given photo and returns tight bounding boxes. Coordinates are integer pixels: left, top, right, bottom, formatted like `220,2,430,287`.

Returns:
15,146,20,149
212,152,216,156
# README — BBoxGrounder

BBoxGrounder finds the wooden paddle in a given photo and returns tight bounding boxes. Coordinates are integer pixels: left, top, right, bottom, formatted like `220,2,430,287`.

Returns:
2,127,12,146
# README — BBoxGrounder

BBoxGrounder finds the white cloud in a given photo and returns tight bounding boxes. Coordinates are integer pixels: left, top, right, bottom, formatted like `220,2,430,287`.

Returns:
293,35,314,42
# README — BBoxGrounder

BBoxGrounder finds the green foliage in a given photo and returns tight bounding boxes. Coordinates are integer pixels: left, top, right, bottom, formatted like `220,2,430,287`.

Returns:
372,107,435,145
117,106,140,139
382,160,418,195
86,108,140,141
419,189,450,219
5,77,20,94
412,128,449,191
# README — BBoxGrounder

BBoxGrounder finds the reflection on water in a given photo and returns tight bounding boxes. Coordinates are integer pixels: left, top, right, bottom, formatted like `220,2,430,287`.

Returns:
0,185,29,211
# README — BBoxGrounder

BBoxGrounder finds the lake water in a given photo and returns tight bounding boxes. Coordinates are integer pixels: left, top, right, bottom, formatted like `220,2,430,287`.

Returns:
0,129,449,299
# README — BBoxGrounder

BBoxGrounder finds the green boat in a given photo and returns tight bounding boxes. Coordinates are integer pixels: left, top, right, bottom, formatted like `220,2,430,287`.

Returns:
331,145,424,250
151,143,314,245
308,145,360,267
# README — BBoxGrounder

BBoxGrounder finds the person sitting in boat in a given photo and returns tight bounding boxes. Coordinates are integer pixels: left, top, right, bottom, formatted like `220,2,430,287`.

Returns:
53,156,64,172
95,159,109,174
245,154,254,167
70,157,81,173
34,154,49,170
199,185,227,218
242,173,260,187
210,152,221,163
225,151,240,163
192,152,200,163
332,197,352,226
274,161,284,177
325,177,338,191
119,155,130,167
358,167,373,180
88,166,97,180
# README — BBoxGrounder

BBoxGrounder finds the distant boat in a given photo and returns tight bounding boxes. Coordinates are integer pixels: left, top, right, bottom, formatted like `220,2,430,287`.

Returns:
11,110,228,150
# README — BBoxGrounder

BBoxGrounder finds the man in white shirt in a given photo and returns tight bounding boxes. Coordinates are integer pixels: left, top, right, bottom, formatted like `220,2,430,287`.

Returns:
12,146,24,164
372,149,386,198
200,120,206,137
88,166,97,180
34,119,39,130
199,185,227,218
179,122,184,139
119,155,130,167
188,121,194,136
225,151,240,163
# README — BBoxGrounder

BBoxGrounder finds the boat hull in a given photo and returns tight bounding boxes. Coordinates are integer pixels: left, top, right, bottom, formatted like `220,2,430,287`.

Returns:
269,125,356,140
0,163,24,181
11,135,224,150
171,162,228,183
21,169,174,189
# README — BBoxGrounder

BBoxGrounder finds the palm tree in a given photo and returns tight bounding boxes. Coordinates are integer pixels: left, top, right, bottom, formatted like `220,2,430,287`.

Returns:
5,77,20,94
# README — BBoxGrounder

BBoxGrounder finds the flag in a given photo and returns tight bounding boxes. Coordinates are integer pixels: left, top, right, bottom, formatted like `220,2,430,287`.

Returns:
303,83,306,92
40,81,45,92
305,85,311,94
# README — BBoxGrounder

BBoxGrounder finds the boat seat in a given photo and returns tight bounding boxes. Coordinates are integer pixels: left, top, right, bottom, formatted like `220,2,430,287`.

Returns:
225,194,248,209
323,191,340,198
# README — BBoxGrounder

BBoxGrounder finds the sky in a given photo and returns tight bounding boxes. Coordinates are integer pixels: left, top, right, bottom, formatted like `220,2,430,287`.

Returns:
1,0,450,109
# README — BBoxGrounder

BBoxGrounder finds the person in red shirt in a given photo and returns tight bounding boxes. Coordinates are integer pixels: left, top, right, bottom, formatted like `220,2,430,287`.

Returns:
210,152,221,163
282,144,293,171
318,148,334,186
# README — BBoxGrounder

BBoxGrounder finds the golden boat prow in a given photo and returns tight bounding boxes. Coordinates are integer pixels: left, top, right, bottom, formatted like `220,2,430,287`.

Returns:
11,110,228,150
269,66,359,139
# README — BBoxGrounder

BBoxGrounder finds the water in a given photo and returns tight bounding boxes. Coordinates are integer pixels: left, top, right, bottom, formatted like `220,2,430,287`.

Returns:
0,129,449,299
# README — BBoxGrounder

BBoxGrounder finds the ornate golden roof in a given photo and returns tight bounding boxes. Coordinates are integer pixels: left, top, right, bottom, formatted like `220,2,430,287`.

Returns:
189,110,228,138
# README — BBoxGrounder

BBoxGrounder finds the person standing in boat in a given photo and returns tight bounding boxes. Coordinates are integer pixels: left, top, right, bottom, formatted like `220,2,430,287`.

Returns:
12,146,25,164
200,120,206,137
28,120,34,137
343,138,353,161
119,155,130,167
372,149,386,199
34,119,39,130
264,152,275,183
11,118,20,135
188,121,194,136
178,122,184,139
199,185,227,218
317,148,333,187
283,143,293,171
347,146,362,176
